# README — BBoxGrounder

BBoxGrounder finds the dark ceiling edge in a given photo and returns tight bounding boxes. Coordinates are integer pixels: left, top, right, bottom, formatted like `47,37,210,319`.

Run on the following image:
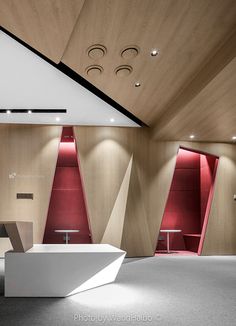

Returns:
0,26,147,127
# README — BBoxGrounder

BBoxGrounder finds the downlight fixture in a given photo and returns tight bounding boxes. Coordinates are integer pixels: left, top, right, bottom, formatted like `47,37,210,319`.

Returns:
151,49,160,56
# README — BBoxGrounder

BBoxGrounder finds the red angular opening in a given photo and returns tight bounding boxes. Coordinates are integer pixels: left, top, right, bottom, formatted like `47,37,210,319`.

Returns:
43,127,91,244
156,147,218,255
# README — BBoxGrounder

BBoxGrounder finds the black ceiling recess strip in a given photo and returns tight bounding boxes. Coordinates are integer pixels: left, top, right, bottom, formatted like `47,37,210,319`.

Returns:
0,26,146,127
0,109,67,113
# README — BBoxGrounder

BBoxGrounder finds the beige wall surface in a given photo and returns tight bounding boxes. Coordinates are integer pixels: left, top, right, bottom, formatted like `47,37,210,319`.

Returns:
0,125,235,257
74,126,151,257
75,127,236,256
0,125,61,256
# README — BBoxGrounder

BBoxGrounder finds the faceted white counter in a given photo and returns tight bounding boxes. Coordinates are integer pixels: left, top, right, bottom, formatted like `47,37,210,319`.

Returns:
5,244,126,297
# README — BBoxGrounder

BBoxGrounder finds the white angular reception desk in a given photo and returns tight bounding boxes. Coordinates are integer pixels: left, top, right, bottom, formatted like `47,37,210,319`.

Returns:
5,244,126,297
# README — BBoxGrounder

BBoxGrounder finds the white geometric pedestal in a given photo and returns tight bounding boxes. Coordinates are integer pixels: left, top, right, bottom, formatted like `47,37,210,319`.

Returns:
5,244,126,297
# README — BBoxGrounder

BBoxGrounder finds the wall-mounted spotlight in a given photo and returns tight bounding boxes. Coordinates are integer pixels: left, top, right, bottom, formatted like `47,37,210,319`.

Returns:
189,135,195,139
232,136,236,141
110,118,115,123
56,117,61,122
135,82,141,87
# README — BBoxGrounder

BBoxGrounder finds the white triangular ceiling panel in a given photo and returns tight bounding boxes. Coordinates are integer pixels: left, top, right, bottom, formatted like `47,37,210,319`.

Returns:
0,31,138,126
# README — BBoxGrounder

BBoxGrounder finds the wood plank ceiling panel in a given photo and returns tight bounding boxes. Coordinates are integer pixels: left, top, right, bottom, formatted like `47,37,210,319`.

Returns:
151,57,236,143
62,0,236,125
0,0,85,63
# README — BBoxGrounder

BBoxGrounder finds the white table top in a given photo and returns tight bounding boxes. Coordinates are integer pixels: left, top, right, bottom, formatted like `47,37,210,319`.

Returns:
54,229,80,233
160,229,182,233
26,244,124,253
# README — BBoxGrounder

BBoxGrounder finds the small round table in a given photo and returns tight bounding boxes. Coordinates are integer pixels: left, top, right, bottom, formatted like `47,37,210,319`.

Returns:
54,229,80,244
160,229,182,253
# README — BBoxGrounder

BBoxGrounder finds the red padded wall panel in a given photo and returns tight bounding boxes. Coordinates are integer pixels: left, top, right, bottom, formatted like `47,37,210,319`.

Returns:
43,127,91,244
53,167,81,189
157,148,218,254
157,149,201,251
57,142,78,167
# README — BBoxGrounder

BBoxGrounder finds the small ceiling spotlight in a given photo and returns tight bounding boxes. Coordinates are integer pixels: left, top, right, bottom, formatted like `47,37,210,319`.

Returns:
135,82,141,87
28,110,32,114
189,135,195,139
6,110,11,114
110,118,115,123
151,49,159,56
232,136,236,141
56,117,61,122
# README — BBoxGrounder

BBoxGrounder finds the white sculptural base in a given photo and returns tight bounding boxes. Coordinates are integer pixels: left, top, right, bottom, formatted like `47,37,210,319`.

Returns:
5,244,126,297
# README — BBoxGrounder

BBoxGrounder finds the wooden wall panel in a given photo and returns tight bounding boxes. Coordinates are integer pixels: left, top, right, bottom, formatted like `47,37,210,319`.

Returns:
121,159,153,257
101,156,133,248
75,127,236,256
1,125,235,257
0,125,61,256
0,0,85,63
148,141,179,252
74,126,151,256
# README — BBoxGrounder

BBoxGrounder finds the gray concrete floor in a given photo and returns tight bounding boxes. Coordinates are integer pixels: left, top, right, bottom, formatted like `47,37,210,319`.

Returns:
0,256,236,325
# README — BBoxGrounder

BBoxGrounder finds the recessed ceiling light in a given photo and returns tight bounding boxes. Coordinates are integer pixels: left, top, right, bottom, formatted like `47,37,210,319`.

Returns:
135,82,141,87
56,117,60,122
110,118,115,123
189,135,195,139
6,110,11,114
28,110,32,114
232,136,236,140
151,49,159,56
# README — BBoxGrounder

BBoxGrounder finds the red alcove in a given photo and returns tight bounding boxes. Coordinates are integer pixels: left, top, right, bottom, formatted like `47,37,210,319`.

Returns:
156,147,218,255
43,127,91,244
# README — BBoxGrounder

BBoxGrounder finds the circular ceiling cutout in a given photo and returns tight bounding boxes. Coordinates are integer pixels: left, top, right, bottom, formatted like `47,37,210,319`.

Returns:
115,65,133,77
86,65,103,77
87,44,107,59
121,46,139,59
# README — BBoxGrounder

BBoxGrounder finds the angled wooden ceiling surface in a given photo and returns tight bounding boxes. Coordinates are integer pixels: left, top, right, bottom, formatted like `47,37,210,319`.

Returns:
0,0,236,142
0,0,85,63
153,56,236,142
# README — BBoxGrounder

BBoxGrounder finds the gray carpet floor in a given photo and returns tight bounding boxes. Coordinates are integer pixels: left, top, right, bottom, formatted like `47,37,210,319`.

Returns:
0,256,236,326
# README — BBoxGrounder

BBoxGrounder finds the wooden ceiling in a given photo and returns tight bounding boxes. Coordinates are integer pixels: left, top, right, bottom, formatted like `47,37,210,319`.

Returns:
0,0,84,62
153,56,236,143
0,0,236,142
